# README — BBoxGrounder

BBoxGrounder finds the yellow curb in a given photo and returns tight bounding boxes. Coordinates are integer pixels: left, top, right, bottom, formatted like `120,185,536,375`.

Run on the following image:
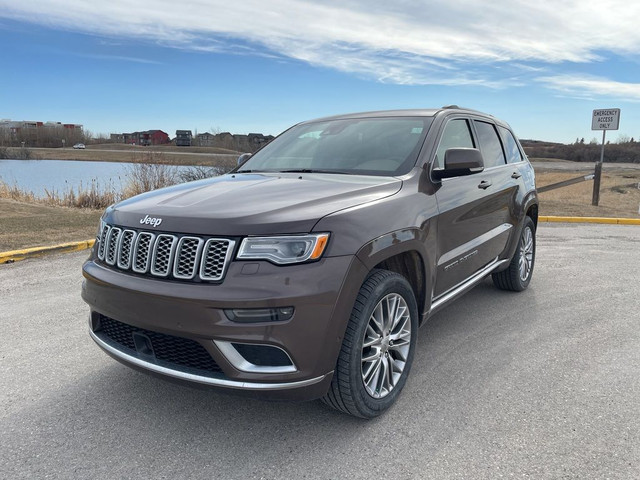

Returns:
0,239,95,264
539,216,640,225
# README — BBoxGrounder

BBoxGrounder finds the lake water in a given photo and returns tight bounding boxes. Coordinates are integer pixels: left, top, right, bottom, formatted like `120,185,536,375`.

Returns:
0,159,196,197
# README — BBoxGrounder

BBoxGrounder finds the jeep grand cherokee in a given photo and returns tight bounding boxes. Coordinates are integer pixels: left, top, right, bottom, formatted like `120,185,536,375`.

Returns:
82,107,538,418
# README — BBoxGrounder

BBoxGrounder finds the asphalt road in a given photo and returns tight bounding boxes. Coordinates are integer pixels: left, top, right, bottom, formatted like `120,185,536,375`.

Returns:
1,224,639,479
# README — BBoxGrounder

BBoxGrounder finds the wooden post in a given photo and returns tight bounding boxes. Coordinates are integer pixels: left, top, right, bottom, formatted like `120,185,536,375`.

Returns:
591,129,606,206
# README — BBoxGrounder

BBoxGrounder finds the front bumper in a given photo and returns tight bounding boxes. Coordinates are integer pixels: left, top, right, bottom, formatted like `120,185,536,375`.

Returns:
82,254,367,401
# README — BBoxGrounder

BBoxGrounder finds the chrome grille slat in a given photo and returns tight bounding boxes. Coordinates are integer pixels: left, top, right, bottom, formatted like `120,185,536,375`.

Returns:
105,227,122,265
98,224,233,283
200,239,236,281
174,237,204,280
97,224,110,261
150,234,178,277
132,232,156,273
117,230,137,269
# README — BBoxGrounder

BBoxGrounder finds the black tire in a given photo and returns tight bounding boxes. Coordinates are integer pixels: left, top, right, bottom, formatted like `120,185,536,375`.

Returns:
322,269,419,418
492,216,536,292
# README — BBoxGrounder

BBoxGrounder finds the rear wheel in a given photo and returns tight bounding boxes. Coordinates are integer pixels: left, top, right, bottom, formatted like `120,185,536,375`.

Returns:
322,270,418,418
492,216,536,291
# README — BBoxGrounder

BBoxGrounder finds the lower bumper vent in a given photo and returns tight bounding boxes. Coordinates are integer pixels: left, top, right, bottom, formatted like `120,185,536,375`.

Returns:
94,315,222,377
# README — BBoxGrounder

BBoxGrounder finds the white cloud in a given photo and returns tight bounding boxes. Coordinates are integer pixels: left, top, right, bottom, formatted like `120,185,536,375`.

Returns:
1,0,640,92
537,75,640,101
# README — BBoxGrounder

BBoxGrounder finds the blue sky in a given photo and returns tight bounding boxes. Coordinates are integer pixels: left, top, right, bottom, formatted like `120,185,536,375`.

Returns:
1,0,640,143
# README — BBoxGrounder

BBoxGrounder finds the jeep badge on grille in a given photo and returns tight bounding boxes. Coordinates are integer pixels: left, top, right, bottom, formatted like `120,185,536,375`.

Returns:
140,215,163,227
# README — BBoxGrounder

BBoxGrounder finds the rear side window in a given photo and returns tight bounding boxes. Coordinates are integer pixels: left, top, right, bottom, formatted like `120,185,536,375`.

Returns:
498,126,524,163
434,119,474,168
473,121,506,168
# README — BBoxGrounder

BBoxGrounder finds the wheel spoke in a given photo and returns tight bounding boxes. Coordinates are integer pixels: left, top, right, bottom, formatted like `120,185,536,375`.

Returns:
390,304,408,333
378,355,390,394
363,357,382,387
363,324,382,348
370,303,385,335
361,349,380,363
384,296,397,332
389,345,408,362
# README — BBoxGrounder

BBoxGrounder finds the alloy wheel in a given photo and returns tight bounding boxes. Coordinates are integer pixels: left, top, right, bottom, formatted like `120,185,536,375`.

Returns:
361,293,412,399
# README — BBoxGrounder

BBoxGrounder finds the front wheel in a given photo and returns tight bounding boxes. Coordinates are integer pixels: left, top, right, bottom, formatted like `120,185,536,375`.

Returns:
492,216,536,292
322,270,418,418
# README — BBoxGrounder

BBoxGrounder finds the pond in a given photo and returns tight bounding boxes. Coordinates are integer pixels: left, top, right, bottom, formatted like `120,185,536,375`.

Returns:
0,159,200,197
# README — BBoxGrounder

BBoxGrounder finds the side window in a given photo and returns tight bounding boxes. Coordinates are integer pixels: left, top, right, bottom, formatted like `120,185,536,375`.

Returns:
473,121,506,168
498,126,523,164
434,119,474,168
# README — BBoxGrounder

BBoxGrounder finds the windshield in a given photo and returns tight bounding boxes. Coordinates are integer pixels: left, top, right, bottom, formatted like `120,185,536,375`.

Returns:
237,116,433,176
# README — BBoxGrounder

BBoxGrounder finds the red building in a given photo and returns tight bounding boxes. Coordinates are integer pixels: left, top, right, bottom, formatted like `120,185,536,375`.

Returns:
138,130,170,146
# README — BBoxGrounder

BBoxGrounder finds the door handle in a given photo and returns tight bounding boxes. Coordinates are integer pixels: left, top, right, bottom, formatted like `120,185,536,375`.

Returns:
511,171,522,179
478,180,492,189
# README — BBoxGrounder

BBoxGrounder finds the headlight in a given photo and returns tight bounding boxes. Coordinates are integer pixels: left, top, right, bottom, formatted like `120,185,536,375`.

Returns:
237,233,330,265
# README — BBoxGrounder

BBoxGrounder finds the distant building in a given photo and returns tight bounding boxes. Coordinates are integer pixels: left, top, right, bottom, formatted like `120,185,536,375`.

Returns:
195,132,215,146
138,130,170,146
191,131,274,152
0,119,83,147
106,128,273,152
111,130,170,145
175,130,193,146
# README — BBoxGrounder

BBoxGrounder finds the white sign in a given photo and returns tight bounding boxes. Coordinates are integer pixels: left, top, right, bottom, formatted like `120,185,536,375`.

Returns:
592,108,620,130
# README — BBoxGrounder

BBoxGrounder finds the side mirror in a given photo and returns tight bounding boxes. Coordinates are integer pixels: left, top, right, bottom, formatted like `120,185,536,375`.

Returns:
432,148,484,180
237,153,252,166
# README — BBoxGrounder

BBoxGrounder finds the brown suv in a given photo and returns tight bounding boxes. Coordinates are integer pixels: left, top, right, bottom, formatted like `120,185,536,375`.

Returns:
82,107,538,418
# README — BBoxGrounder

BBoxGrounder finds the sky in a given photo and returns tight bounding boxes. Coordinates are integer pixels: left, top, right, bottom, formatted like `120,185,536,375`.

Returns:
1,0,640,143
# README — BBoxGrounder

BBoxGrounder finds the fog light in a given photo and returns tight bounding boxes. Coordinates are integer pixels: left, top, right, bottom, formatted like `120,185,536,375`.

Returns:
224,307,294,323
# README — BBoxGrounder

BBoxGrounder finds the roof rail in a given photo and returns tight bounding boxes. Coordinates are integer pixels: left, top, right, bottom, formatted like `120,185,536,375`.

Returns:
441,104,460,109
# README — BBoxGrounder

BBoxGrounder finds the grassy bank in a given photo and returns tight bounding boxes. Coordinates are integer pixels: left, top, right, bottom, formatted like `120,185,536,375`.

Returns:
23,144,240,167
537,170,640,218
0,198,101,251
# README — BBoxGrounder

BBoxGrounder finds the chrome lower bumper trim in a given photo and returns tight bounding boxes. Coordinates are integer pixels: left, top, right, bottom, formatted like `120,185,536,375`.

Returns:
89,328,328,391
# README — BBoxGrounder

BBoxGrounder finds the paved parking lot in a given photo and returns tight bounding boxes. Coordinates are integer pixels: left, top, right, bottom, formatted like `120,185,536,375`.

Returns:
1,223,639,479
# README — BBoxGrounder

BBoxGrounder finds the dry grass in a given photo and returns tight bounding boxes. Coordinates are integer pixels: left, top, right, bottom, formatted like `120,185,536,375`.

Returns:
28,145,239,167
0,198,102,251
88,143,240,154
536,170,640,217
1,180,119,210
122,160,178,198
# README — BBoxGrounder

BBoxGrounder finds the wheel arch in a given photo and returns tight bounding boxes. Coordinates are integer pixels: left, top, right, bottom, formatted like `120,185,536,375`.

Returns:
355,229,432,323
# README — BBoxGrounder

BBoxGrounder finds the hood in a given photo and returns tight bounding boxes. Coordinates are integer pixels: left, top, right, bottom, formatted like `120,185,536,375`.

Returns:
106,173,402,235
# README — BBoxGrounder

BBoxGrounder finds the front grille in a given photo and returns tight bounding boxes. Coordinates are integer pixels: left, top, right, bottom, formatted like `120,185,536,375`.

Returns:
95,315,223,376
97,223,235,283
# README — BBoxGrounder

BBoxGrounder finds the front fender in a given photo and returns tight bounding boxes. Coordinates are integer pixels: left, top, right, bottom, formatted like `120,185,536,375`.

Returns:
354,225,436,321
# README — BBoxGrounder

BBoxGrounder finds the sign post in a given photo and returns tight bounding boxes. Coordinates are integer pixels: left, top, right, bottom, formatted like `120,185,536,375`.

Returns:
591,108,620,206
